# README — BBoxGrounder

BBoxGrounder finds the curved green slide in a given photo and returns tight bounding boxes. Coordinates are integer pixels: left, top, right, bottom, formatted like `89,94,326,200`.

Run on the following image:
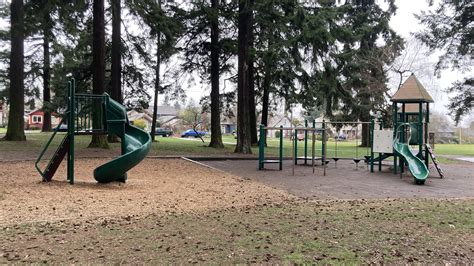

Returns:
393,124,429,185
94,98,151,183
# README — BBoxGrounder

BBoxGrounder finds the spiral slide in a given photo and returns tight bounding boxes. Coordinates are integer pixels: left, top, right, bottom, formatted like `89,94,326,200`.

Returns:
93,98,151,183
393,124,429,185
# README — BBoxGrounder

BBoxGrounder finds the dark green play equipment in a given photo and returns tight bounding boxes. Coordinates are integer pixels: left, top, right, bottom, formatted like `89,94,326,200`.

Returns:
35,78,151,184
294,120,372,168
370,74,440,184
258,74,443,185
258,124,327,176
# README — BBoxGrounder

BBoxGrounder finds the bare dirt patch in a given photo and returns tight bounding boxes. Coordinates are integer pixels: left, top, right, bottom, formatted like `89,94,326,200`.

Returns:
0,158,292,226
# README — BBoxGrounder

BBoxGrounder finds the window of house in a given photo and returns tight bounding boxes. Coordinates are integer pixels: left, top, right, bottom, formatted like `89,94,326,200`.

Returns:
32,115,42,123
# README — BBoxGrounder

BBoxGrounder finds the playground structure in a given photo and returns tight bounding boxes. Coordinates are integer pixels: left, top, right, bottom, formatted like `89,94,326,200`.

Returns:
35,78,151,184
258,74,443,185
258,125,328,176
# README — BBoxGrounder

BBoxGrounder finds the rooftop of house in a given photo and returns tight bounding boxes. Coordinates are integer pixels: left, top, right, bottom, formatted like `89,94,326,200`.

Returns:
145,105,179,116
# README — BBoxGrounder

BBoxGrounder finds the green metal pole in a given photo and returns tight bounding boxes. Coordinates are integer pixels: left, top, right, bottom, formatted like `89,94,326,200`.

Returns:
279,125,283,170
67,78,75,184
418,102,423,159
425,103,430,167
258,124,264,170
393,102,397,174
322,120,326,164
370,119,374,173
400,103,406,177
304,120,308,165
379,120,383,172
294,128,298,165
66,81,71,182
322,120,327,175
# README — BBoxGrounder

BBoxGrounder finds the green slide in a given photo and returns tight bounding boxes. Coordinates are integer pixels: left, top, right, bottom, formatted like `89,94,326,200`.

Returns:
393,124,429,185
93,98,151,183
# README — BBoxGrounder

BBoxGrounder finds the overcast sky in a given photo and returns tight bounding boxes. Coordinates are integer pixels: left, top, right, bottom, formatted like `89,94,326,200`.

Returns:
389,1,472,126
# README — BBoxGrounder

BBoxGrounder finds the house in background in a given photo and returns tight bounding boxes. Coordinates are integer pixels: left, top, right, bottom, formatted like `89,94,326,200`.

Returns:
266,113,297,138
127,105,180,131
26,109,61,130
149,105,180,128
221,116,236,134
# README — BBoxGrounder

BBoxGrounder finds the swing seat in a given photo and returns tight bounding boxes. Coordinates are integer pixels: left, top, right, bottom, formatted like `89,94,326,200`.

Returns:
353,159,362,164
333,157,340,162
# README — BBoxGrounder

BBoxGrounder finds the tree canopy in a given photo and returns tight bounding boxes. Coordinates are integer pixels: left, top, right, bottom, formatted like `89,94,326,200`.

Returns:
0,0,411,151
415,0,473,124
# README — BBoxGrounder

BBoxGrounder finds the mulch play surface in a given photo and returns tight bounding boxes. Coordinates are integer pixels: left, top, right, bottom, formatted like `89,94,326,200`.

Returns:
0,158,292,226
1,157,473,263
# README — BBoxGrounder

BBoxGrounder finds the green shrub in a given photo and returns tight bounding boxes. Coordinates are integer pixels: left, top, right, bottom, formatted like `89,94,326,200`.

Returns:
275,131,280,138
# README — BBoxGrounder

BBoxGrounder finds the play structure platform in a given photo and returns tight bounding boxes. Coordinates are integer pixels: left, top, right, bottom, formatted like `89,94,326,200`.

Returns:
35,78,151,184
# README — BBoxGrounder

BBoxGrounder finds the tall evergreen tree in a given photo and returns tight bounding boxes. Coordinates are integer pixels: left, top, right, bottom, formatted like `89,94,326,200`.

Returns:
415,1,473,124
41,1,52,132
253,0,304,131
110,0,122,104
89,0,108,148
150,0,162,143
247,3,257,146
335,1,401,146
180,1,235,148
3,0,25,141
209,0,224,148
235,0,252,154
127,0,183,141
108,0,122,142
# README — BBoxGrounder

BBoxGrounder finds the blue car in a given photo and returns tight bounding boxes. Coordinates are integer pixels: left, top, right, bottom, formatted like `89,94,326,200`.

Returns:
181,129,207,138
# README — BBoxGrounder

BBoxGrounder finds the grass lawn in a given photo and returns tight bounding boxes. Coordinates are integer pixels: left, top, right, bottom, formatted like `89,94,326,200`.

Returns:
0,132,238,157
1,198,472,264
0,131,473,162
0,128,6,134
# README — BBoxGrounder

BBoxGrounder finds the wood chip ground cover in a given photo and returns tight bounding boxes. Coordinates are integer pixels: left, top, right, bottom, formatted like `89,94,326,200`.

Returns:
0,159,473,263
0,159,292,225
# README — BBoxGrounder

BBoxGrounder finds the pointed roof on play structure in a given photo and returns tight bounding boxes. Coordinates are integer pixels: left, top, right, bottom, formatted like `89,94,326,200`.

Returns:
391,74,434,103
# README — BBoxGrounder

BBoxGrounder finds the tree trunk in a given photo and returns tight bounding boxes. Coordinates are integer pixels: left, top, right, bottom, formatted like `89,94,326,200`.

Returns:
150,0,161,143
151,33,161,142
235,0,252,154
110,0,122,104
3,0,26,141
41,4,52,132
108,0,122,142
358,85,371,147
209,0,224,148
248,14,257,146
89,0,108,148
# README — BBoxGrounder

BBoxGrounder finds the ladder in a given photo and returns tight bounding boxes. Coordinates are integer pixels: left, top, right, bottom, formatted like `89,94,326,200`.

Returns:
35,115,69,182
43,136,70,181
426,144,444,178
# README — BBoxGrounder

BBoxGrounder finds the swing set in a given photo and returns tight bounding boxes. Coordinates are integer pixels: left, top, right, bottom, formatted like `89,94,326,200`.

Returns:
258,120,374,175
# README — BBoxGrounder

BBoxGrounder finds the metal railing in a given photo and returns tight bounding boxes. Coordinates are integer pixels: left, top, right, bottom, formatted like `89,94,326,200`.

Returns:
74,94,108,134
